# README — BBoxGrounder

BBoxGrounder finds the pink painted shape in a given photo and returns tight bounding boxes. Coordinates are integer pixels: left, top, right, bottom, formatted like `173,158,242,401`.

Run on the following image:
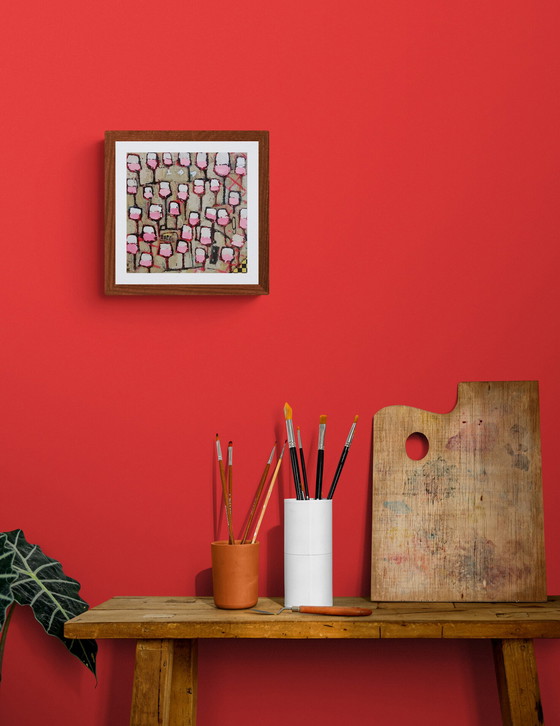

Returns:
214,164,230,177
181,225,193,240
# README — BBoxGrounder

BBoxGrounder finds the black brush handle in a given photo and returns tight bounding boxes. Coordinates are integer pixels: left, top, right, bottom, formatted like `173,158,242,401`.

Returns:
327,447,348,499
315,449,324,499
299,447,309,499
289,447,303,499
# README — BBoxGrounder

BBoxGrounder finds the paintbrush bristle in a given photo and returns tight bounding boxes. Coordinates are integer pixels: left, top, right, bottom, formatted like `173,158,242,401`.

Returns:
353,415,359,423
320,415,327,424
284,402,293,419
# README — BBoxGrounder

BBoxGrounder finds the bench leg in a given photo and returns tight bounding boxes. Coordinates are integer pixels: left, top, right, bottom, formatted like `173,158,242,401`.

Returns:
493,639,544,726
130,639,198,726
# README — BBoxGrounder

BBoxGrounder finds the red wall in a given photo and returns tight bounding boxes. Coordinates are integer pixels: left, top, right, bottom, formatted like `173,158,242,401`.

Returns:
1,0,560,723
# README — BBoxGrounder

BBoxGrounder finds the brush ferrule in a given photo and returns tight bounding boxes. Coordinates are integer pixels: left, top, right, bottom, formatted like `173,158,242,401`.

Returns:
297,428,303,449
318,423,326,449
216,440,223,461
228,447,233,465
285,418,296,447
267,443,276,464
345,423,357,447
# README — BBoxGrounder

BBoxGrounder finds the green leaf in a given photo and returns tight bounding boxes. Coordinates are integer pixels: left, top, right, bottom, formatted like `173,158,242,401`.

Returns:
2,529,97,677
0,534,16,629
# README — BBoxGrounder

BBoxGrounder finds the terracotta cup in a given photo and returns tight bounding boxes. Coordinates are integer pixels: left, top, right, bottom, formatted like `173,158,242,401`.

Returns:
211,540,260,609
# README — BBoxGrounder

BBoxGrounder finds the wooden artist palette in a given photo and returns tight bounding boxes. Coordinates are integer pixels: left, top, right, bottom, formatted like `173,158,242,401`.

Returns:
371,381,547,602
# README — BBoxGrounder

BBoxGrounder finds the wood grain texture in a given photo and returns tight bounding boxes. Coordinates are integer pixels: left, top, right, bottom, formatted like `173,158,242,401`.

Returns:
371,381,546,602
104,130,269,296
493,639,544,726
129,639,198,726
64,596,560,640
130,640,174,726
169,640,197,726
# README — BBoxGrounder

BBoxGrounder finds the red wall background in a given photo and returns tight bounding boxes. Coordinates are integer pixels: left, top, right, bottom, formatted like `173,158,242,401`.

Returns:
1,0,560,723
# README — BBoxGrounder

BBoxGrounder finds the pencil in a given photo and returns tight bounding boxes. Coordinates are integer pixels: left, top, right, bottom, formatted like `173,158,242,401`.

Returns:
284,402,303,499
216,435,235,544
326,416,359,500
251,442,286,543
297,427,309,499
315,415,327,499
240,442,276,544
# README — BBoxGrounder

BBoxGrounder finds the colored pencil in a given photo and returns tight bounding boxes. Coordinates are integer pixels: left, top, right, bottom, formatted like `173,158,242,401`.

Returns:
284,403,303,499
251,442,286,543
327,416,358,500
215,435,235,544
315,415,327,499
240,442,276,544
297,427,309,499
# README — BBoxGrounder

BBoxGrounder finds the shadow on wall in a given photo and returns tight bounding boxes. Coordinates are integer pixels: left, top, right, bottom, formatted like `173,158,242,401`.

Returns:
195,568,212,596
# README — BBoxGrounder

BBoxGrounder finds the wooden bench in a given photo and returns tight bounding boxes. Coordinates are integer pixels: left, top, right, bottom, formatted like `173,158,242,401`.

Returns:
65,595,560,726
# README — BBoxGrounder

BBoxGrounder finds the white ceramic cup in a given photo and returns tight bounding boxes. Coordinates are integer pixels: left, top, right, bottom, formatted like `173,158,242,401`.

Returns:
284,499,333,607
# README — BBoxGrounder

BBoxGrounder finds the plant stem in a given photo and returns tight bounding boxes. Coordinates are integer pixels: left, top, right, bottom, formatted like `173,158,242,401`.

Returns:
0,603,16,682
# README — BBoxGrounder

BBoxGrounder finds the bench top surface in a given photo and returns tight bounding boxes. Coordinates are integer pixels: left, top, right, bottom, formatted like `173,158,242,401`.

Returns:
64,596,560,640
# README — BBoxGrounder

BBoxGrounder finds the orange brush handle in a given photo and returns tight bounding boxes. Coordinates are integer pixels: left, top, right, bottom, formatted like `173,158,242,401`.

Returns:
297,606,372,616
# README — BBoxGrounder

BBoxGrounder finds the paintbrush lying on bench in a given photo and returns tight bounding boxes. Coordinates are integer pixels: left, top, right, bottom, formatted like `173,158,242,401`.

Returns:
252,605,372,616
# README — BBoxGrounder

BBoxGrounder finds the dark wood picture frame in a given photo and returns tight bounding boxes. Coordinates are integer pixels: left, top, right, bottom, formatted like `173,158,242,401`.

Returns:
105,130,269,295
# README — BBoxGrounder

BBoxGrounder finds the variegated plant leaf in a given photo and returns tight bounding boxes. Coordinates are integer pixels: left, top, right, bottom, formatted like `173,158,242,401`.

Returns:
2,529,96,676
0,533,17,628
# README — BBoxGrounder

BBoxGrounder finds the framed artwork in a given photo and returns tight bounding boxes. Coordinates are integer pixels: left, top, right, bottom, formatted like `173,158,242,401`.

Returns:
105,130,269,295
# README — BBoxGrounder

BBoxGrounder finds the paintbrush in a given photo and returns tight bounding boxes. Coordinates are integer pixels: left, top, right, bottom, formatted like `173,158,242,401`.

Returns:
215,435,235,544
251,442,286,543
326,416,359,500
240,442,276,544
226,441,234,540
284,403,303,499
315,415,327,499
297,427,309,499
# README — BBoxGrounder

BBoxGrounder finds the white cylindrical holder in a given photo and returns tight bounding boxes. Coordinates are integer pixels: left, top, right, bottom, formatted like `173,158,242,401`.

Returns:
284,499,333,607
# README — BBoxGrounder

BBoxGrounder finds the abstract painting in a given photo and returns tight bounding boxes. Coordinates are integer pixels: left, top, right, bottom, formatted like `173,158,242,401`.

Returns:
105,131,269,295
